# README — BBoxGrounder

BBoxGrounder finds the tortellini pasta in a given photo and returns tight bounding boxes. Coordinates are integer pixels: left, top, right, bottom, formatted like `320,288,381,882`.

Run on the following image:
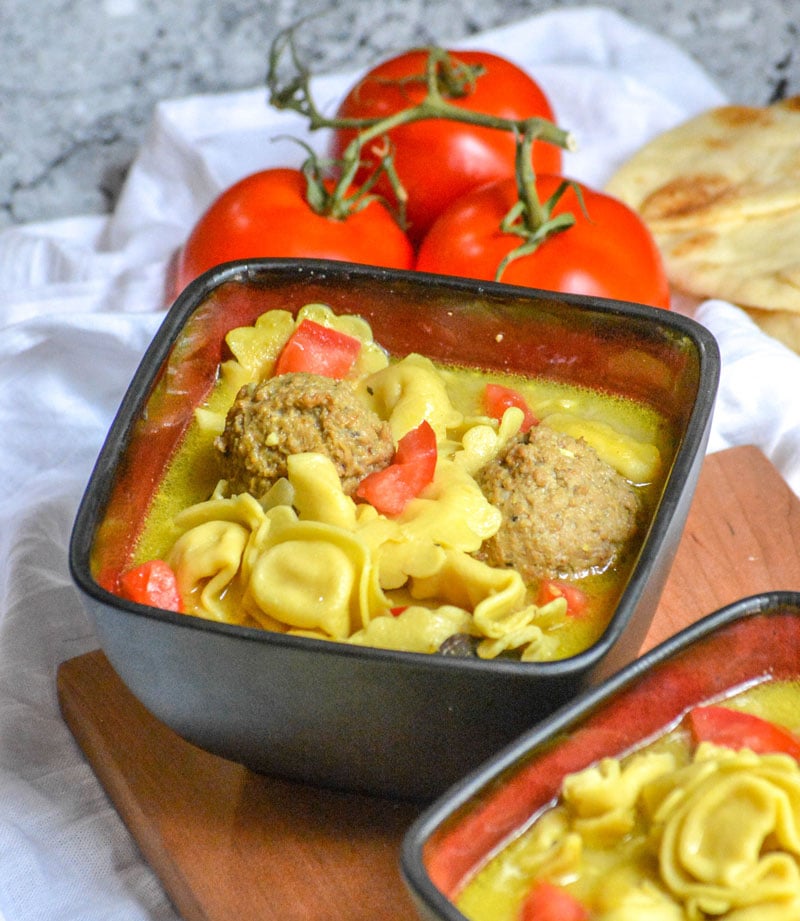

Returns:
142,302,666,661
457,700,800,921
651,744,800,917
348,605,473,654
247,517,381,639
168,519,250,623
450,409,525,476
362,352,463,441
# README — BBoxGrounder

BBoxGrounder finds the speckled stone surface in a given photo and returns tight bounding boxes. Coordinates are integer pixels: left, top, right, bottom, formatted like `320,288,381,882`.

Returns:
2,0,798,229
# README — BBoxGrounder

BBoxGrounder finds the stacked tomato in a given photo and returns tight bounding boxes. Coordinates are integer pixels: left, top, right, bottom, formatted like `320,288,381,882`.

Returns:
173,47,670,310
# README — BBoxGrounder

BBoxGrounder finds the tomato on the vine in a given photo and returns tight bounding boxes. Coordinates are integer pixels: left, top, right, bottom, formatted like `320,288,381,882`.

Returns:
415,174,671,309
329,49,561,245
172,167,414,297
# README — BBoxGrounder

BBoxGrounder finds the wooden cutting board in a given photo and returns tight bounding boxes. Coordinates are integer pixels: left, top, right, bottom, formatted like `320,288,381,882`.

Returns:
57,445,800,921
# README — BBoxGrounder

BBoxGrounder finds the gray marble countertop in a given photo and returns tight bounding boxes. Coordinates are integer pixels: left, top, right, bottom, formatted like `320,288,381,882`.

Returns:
2,0,798,230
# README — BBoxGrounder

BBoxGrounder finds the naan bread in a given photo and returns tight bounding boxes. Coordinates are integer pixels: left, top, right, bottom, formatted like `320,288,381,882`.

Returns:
606,97,800,350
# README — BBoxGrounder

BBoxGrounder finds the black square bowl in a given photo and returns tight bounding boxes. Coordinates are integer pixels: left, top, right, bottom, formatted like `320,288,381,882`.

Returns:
400,592,800,916
69,258,719,800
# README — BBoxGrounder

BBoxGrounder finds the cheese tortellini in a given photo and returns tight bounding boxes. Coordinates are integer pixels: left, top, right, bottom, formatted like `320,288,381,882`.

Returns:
457,701,800,921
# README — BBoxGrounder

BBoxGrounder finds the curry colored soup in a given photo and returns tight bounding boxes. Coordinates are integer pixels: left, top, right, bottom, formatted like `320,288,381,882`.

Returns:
129,303,673,661
456,680,800,920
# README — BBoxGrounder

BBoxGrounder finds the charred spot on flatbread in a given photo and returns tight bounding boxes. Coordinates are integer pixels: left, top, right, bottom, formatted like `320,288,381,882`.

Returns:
667,229,719,260
715,104,775,130
639,175,734,222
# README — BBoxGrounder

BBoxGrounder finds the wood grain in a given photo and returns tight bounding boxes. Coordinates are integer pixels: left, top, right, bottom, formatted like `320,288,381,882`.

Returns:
57,445,800,921
58,651,421,921
644,444,800,648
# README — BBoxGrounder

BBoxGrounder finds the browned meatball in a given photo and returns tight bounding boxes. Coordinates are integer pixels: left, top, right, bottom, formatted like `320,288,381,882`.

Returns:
215,373,395,499
476,425,640,582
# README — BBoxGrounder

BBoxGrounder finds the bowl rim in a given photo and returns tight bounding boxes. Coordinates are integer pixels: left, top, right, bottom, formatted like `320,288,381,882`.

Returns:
68,257,721,676
398,589,800,920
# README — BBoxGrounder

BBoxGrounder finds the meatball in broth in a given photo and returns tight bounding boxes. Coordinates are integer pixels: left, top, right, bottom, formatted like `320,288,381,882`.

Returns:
476,425,640,582
215,372,395,499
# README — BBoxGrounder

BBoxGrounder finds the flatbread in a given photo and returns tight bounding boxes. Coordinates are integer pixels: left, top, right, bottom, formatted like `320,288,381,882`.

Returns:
741,307,800,354
606,97,800,349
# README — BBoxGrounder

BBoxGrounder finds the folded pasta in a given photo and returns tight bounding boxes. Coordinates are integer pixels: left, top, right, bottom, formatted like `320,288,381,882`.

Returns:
131,302,669,661
456,690,800,921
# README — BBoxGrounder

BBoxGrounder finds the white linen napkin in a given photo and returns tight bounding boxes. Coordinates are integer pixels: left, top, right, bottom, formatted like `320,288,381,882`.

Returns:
0,7,791,920
697,300,800,494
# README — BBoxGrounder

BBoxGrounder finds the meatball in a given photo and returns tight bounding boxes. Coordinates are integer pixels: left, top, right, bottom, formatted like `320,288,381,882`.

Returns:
215,373,395,499
476,425,640,582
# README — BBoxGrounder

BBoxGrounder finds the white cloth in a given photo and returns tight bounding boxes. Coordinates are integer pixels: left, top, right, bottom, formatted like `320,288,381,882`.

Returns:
0,7,794,919
697,300,800,489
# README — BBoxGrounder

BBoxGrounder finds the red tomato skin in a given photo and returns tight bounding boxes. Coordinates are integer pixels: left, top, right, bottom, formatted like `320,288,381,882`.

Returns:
688,705,800,759
536,579,589,617
416,174,671,310
173,168,414,295
393,419,437,471
329,50,561,244
355,420,437,516
483,382,537,432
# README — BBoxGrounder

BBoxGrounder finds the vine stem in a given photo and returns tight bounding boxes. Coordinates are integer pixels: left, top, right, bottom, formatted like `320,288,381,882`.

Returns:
267,30,579,249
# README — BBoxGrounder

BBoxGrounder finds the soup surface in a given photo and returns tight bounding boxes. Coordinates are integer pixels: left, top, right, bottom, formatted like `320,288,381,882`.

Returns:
128,302,671,660
456,681,800,919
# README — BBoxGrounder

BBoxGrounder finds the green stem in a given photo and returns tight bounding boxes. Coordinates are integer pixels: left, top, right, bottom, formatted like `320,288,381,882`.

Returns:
292,50,574,167
495,133,582,281
267,30,578,231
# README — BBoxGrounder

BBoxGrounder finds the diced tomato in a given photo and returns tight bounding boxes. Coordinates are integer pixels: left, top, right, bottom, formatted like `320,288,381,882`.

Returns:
688,705,800,759
537,579,588,617
390,606,408,617
483,382,537,432
520,880,589,921
274,319,361,378
356,420,437,516
118,560,183,613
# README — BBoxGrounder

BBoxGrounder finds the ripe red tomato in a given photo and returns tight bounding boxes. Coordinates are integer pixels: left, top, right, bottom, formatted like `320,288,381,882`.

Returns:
415,174,671,309
329,49,562,245
172,167,414,296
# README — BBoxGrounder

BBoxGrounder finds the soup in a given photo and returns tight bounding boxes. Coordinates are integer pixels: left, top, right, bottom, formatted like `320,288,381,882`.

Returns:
456,681,800,919
125,301,671,661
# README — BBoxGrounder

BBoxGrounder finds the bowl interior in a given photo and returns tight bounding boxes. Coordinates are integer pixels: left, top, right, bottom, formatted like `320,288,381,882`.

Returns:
404,594,800,915
81,258,717,639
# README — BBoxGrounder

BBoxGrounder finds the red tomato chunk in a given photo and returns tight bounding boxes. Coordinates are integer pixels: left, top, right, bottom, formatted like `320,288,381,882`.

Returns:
356,420,437,516
274,319,362,379
119,560,183,613
688,704,800,759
